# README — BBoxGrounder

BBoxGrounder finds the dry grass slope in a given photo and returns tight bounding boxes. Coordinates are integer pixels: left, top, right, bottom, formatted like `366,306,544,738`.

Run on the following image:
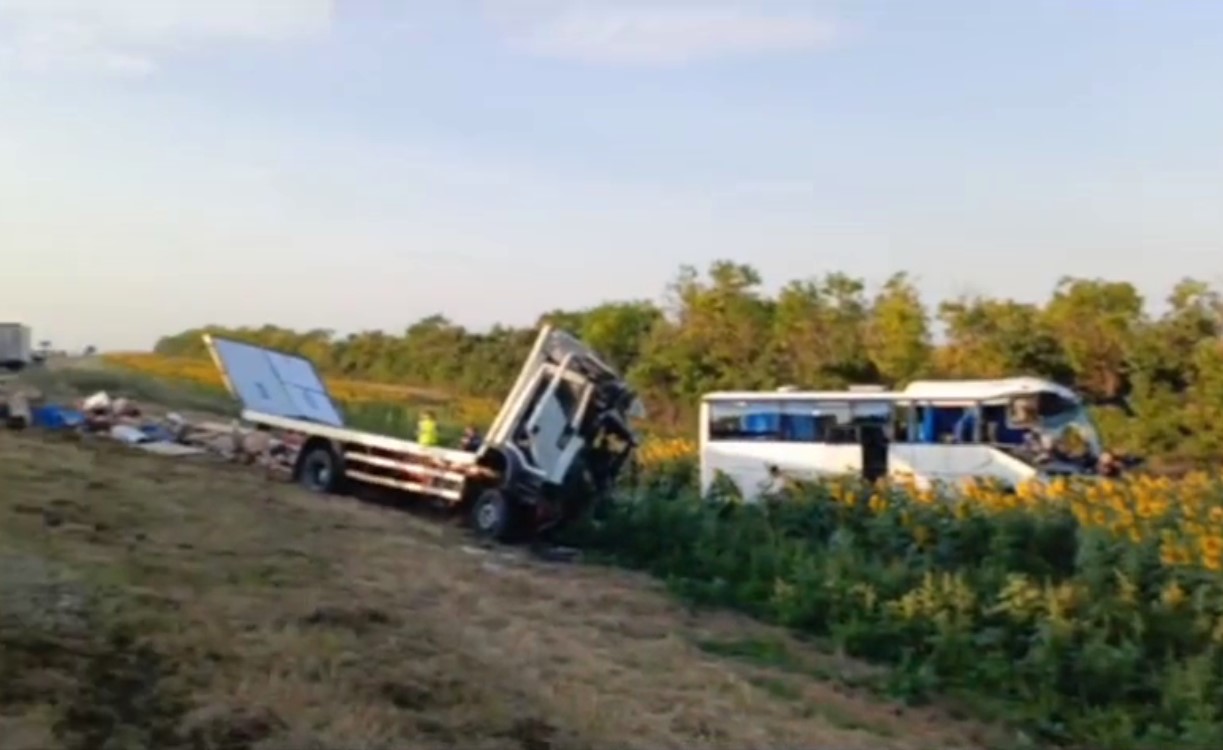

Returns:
0,428,1007,750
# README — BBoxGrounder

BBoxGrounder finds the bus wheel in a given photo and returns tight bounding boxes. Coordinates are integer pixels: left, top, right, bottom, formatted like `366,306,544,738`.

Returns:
296,442,342,494
470,489,519,543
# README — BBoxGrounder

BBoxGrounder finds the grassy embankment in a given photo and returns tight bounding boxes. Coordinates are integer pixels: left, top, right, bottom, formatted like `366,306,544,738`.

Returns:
99,352,1223,748
0,407,998,749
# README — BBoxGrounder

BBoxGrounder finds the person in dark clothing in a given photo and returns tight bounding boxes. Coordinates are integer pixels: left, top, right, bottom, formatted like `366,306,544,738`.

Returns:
459,425,482,451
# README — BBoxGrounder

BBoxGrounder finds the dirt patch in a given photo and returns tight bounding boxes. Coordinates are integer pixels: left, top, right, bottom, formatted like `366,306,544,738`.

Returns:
0,429,1006,749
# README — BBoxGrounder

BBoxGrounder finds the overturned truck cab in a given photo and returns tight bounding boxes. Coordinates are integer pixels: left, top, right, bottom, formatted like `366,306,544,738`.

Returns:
203,325,644,542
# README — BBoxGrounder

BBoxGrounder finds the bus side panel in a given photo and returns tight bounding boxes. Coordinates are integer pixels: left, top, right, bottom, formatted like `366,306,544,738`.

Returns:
888,443,1038,490
701,441,860,502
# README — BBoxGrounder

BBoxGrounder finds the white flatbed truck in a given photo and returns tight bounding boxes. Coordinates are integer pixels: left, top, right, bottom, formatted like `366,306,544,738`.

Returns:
203,325,643,542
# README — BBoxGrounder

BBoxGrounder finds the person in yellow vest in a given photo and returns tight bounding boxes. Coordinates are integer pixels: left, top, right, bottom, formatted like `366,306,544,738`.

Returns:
417,410,439,447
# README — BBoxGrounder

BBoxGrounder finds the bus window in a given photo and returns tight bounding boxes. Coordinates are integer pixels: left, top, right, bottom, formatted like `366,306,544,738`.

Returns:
890,403,914,442
913,405,971,443
779,400,820,442
708,401,782,441
1008,396,1037,428
714,399,898,443
951,406,983,443
773,399,853,443
851,401,891,424
848,401,893,442
1036,391,1078,418
812,401,853,443
981,404,1026,444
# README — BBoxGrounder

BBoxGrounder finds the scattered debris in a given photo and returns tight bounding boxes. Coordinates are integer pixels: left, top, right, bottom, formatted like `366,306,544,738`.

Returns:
136,442,208,458
5,390,31,430
5,389,294,469
81,391,112,414
109,424,150,445
32,405,85,430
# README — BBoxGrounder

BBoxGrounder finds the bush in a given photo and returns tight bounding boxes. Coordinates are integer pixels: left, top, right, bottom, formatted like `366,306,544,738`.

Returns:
582,468,1223,749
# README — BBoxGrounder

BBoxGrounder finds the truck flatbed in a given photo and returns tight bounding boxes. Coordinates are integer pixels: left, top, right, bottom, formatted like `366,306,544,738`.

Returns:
234,409,483,501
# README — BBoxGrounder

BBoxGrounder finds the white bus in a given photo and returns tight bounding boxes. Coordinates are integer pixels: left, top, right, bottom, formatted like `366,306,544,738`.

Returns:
699,377,1106,500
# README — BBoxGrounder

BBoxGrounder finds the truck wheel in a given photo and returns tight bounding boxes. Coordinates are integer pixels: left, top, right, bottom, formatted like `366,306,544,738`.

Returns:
470,489,519,543
297,443,343,494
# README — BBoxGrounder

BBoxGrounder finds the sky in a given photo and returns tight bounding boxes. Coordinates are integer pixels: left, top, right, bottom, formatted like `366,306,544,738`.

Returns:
3,0,1223,351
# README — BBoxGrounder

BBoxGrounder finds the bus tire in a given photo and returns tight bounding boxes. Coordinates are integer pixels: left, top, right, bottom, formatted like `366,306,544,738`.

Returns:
470,488,519,543
296,440,344,494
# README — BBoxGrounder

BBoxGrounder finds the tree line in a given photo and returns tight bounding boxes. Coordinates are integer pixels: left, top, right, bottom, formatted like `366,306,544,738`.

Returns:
154,261,1223,468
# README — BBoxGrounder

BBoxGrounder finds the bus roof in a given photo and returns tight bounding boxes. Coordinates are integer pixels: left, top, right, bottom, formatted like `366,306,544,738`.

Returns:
901,377,1079,403
702,390,898,402
702,376,1080,405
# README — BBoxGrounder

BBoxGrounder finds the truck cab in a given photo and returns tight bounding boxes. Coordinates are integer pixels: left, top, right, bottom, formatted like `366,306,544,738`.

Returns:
472,326,644,537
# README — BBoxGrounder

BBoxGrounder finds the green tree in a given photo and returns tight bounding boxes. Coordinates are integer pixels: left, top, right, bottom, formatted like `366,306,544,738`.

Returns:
770,272,874,387
936,296,1067,380
1042,278,1144,401
864,273,932,385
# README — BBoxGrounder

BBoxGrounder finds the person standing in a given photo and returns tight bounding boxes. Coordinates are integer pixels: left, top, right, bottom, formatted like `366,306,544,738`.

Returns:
459,425,482,451
417,410,439,447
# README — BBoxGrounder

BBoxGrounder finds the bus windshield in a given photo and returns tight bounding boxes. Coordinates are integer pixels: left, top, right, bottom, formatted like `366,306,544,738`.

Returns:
1042,404,1102,458
1006,391,1101,458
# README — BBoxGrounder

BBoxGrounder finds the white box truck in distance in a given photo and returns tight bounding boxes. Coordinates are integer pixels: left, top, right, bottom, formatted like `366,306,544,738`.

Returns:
203,324,644,542
0,323,32,372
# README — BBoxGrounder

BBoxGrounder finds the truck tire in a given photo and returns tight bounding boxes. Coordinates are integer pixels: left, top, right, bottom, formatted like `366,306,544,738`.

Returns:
470,488,520,543
296,442,344,494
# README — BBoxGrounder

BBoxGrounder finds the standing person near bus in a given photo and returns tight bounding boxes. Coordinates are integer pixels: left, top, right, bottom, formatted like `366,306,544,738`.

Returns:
417,410,439,447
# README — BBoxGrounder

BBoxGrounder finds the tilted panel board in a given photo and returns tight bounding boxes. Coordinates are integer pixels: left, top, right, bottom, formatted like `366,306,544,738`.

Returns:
207,337,344,426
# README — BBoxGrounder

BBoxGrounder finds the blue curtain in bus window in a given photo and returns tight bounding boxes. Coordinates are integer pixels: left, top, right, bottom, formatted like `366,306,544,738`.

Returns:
919,409,935,443
743,411,780,437
935,408,962,441
792,415,817,441
781,414,817,441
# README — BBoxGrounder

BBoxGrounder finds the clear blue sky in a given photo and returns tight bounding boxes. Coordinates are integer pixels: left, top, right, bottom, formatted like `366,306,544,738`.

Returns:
3,1,1223,351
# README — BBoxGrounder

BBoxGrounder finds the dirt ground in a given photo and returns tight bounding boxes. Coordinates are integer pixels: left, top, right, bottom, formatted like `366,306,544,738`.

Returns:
0,428,1008,750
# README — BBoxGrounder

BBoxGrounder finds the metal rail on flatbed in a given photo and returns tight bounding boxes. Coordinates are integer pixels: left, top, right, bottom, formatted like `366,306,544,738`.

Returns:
239,410,479,466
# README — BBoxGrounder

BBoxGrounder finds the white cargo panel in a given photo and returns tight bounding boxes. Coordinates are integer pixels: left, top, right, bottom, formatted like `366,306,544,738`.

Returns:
204,336,344,426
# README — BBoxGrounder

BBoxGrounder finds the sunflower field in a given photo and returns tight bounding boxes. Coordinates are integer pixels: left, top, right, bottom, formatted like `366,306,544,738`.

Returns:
584,461,1223,749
